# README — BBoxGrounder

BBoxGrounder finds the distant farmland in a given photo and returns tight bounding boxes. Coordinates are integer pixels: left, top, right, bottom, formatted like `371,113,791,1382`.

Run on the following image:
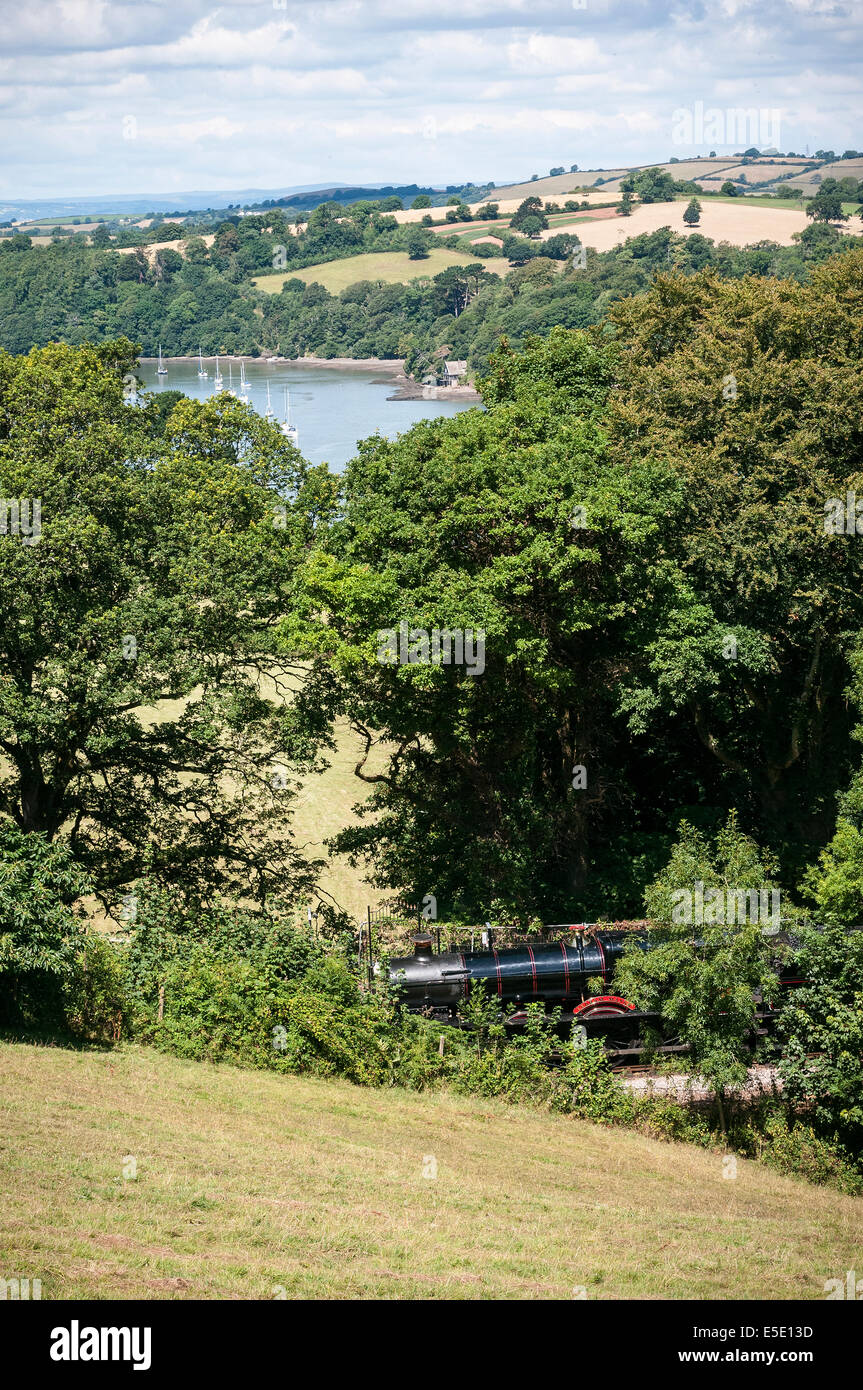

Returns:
253,247,501,295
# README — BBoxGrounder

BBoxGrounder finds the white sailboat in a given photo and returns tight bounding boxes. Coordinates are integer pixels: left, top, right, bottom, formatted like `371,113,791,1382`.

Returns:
197,347,208,379
157,345,167,375
213,354,223,389
264,381,275,420
227,361,237,397
240,361,251,402
281,387,299,445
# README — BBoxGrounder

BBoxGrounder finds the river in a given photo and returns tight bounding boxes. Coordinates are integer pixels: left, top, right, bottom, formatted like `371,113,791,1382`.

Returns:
141,357,475,470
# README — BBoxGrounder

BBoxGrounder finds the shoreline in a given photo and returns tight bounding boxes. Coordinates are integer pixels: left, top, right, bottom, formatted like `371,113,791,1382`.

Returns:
139,354,482,403
141,353,405,371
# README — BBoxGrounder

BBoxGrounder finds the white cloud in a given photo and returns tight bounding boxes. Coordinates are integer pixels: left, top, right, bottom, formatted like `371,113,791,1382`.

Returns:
0,0,859,198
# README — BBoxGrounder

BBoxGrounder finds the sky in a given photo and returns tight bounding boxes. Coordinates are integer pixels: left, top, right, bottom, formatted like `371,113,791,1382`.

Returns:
0,0,861,200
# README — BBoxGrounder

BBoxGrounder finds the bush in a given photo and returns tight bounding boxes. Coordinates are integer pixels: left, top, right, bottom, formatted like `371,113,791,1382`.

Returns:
64,935,128,1042
0,822,90,1030
555,1038,634,1123
777,921,863,1148
734,1112,863,1195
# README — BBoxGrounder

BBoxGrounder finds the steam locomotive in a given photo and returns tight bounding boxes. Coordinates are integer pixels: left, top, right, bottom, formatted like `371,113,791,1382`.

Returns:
385,925,800,1057
386,926,656,1053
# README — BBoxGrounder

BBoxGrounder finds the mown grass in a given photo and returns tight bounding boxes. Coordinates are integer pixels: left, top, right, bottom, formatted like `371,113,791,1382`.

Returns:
252,247,498,295
1,1040,859,1300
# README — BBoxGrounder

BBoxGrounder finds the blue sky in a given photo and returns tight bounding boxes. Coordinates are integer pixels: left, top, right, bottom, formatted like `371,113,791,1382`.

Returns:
1,0,861,198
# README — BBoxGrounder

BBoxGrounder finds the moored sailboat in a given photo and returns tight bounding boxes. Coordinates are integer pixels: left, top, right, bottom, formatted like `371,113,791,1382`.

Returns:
281,387,299,445
157,345,167,375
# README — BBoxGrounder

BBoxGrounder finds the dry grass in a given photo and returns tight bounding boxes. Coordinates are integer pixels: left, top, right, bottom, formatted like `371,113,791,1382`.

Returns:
1,1041,860,1301
290,716,391,920
718,162,810,182
561,198,863,251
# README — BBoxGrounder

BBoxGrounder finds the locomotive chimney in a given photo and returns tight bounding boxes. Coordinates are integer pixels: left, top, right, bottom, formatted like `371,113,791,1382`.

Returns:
410,930,434,958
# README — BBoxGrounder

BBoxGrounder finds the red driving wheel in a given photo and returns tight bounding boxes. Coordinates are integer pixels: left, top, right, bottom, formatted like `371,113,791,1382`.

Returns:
573,994,636,1019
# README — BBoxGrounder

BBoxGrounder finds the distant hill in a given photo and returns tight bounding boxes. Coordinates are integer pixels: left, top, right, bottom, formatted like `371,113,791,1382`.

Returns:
4,150,860,226
0,181,476,226
476,152,861,205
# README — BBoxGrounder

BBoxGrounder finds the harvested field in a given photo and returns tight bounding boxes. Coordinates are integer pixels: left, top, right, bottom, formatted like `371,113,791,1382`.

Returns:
718,161,811,182
549,198,863,251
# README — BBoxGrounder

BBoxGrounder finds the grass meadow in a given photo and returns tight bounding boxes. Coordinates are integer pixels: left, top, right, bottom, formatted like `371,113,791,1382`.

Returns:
1,1040,860,1300
252,247,502,295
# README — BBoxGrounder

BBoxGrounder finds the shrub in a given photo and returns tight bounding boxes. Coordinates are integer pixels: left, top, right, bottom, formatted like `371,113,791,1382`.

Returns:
735,1112,863,1195
554,1038,634,1123
0,822,90,1030
64,934,128,1042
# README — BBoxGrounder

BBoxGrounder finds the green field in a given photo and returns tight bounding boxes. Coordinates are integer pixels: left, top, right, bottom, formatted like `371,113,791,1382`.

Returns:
253,247,498,295
1,1040,859,1300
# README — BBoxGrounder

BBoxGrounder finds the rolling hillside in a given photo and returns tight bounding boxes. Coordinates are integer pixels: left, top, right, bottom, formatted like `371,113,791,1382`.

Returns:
1,1041,860,1300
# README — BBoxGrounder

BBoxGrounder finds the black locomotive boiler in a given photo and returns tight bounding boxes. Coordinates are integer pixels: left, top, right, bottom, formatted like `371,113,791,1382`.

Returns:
386,927,654,1052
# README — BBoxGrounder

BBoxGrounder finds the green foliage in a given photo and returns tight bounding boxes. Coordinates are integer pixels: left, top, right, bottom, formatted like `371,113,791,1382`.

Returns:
616,814,785,1104
0,341,337,909
64,933,128,1041
0,824,87,1033
509,197,549,233
803,817,863,924
313,249,863,918
606,251,863,880
557,1036,634,1122
316,326,675,919
404,228,431,260
620,167,676,203
778,921,863,1147
732,1108,863,1194
807,190,849,224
